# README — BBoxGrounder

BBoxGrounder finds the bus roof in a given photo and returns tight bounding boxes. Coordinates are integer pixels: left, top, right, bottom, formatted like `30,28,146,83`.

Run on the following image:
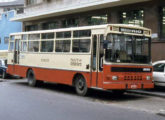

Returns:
10,24,151,35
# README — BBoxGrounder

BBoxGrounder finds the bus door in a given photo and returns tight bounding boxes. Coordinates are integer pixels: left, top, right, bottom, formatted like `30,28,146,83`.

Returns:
14,39,20,64
13,36,21,74
91,35,104,88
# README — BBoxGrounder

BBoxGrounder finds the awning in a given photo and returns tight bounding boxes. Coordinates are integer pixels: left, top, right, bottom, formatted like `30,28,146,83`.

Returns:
11,0,150,22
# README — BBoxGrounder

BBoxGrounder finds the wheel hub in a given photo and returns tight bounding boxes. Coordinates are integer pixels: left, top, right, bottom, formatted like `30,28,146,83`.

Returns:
78,80,84,90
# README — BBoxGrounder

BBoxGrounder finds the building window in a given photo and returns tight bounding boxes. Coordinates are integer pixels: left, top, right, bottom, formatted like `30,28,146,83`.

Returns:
62,18,79,28
160,7,165,39
87,14,108,25
25,25,38,31
3,8,11,12
4,37,9,44
120,10,144,26
42,22,59,30
16,8,24,14
26,0,37,6
3,7,24,14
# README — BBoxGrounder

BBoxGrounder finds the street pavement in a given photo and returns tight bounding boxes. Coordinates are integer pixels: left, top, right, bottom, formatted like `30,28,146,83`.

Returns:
0,79,165,120
127,88,165,98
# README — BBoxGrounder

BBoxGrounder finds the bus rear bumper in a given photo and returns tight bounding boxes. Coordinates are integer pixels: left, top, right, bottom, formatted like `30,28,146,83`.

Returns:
103,82,154,90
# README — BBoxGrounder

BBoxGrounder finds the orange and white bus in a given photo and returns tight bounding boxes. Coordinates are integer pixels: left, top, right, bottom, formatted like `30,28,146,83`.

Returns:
7,24,154,96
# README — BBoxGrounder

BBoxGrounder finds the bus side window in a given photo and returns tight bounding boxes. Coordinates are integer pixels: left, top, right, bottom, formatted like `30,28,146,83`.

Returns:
72,39,91,53
55,40,71,52
28,41,39,52
99,35,104,71
22,42,27,52
41,41,54,52
9,42,14,51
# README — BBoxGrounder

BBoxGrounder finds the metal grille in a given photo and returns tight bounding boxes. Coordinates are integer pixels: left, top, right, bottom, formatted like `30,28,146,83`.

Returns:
124,76,143,81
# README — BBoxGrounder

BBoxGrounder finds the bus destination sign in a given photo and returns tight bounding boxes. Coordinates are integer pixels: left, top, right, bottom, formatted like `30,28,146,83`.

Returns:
119,27,143,34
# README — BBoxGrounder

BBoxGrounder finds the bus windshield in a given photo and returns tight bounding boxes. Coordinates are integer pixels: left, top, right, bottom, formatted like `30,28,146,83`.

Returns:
105,34,151,64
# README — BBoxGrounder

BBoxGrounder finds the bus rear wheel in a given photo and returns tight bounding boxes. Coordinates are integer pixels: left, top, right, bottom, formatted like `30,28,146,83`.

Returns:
75,75,88,96
27,69,40,87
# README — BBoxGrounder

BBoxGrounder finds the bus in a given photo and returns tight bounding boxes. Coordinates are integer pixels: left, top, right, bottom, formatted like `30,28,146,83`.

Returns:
7,24,154,96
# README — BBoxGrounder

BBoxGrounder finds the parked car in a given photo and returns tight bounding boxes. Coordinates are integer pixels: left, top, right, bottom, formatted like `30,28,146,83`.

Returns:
0,59,8,79
153,60,165,87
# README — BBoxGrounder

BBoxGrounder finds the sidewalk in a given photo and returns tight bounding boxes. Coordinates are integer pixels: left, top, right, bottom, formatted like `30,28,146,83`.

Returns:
127,89,165,98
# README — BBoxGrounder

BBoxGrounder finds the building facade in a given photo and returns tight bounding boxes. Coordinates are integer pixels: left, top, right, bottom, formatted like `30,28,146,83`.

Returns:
0,0,24,15
12,0,165,62
0,0,24,59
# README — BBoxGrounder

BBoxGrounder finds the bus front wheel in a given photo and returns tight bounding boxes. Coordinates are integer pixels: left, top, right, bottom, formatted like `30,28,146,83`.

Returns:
27,69,39,87
75,75,88,96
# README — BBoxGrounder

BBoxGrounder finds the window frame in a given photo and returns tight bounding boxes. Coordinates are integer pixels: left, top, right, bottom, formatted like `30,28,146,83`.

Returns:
55,40,71,53
72,38,91,53
160,6,165,39
119,9,144,27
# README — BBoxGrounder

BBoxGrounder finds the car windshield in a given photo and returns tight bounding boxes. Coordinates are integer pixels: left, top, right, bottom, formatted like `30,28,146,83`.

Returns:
105,34,151,64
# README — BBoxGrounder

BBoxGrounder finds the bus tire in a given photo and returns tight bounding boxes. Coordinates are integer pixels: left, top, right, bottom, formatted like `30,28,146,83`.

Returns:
75,75,88,96
27,69,38,87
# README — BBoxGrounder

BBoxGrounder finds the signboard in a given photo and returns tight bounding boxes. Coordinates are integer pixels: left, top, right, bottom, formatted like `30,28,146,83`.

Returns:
119,27,143,34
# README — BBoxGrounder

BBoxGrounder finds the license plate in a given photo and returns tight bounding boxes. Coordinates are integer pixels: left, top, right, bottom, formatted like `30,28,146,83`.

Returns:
131,84,137,89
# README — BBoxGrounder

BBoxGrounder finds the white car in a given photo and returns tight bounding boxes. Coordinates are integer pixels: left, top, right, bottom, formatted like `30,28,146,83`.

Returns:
153,60,165,87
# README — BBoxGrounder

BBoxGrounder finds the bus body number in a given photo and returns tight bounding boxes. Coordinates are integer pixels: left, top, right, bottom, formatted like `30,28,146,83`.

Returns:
70,58,82,66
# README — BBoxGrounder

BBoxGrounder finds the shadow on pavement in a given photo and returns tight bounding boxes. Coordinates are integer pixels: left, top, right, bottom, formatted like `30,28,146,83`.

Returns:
14,81,146,102
147,86,165,92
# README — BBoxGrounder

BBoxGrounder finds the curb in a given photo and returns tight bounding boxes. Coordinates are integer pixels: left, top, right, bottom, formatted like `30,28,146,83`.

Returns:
126,90,165,98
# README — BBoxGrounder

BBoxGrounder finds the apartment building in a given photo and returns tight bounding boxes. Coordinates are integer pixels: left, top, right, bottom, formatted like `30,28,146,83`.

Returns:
12,0,165,61
0,0,24,14
0,0,24,59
